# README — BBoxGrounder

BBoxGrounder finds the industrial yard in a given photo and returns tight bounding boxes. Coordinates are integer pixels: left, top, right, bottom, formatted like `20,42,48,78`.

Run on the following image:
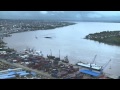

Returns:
0,48,117,79
0,61,50,79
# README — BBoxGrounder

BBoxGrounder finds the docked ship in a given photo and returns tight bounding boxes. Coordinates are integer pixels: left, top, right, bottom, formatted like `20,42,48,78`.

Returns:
76,62,102,71
76,55,109,71
76,58,111,71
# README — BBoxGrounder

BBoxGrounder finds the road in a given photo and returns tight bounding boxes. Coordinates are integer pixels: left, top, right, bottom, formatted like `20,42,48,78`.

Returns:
0,59,55,79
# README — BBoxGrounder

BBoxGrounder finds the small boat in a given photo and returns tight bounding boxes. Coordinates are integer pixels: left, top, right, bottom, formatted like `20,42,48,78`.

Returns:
44,37,52,39
76,61,102,71
61,56,69,63
47,55,55,59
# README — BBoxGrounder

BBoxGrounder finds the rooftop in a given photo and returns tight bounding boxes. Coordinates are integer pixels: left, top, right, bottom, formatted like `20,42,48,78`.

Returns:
80,69,101,77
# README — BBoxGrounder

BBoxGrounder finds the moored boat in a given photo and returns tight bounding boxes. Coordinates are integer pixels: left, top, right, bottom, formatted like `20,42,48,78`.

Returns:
76,61,102,71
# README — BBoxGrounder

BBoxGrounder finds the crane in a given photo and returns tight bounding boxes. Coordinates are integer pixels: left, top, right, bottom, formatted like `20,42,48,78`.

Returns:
59,50,60,59
89,55,97,71
91,54,97,64
100,59,111,73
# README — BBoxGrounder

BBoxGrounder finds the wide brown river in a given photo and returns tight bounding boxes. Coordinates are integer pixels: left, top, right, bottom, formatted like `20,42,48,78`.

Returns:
3,22,120,77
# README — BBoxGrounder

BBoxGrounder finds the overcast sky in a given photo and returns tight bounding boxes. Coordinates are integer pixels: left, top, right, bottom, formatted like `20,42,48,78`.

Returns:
0,11,120,21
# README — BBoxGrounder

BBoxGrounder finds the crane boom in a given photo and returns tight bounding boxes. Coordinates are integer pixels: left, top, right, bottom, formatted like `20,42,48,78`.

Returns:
91,55,97,64
50,49,52,56
59,50,60,59
101,59,111,71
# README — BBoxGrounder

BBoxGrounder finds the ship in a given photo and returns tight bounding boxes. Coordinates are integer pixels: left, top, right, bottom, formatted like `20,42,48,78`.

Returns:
76,55,102,71
76,58,111,71
76,61,102,71
44,37,52,39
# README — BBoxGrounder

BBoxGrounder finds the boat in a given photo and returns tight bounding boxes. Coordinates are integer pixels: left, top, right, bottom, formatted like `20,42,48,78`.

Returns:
44,37,52,39
47,49,55,59
76,61,102,71
61,56,69,63
76,55,103,71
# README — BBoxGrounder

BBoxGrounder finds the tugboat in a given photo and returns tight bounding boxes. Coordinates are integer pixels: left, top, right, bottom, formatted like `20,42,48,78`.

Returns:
47,55,55,59
47,49,55,59
61,56,69,63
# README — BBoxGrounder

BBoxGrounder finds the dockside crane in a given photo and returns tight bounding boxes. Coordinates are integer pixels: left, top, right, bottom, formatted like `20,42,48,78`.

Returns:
59,50,60,59
100,59,111,73
91,54,97,64
89,55,97,71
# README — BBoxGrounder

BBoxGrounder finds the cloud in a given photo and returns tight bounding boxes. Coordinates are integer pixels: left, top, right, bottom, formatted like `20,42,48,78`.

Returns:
76,14,81,18
95,11,120,17
1,11,120,21
52,11,64,13
39,11,48,14
51,14,55,15
88,13,102,18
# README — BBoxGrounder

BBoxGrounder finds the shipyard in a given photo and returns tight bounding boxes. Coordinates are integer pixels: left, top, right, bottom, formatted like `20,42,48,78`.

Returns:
0,47,119,79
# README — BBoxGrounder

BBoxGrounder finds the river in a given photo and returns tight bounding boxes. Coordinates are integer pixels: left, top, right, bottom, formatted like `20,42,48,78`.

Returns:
3,22,120,76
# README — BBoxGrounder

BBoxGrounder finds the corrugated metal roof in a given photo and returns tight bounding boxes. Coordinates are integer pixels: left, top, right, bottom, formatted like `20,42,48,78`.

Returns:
0,75,16,79
0,72,15,77
31,72,36,76
16,71,26,74
19,73,29,76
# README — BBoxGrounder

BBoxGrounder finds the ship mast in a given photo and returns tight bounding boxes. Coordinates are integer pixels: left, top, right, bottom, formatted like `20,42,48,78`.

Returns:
59,50,60,59
50,49,52,56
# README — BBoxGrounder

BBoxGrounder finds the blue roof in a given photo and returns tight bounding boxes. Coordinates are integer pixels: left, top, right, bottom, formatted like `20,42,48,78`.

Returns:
16,71,26,74
8,72,16,75
0,72,16,77
0,75,16,79
19,73,29,76
31,72,36,76
80,69,101,77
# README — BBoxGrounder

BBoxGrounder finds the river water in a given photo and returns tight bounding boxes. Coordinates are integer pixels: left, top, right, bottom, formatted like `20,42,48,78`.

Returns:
3,22,120,76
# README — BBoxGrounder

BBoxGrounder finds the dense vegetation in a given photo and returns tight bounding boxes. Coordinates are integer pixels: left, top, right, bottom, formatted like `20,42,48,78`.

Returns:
85,31,120,46
0,40,6,48
0,39,15,53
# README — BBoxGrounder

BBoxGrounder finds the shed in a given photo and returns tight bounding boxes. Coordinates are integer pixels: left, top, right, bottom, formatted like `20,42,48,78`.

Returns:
19,72,29,76
16,71,26,74
0,75,16,79
31,72,36,76
0,72,16,77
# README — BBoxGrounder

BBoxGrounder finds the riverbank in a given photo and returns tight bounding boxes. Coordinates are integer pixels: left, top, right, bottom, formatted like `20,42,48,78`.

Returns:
0,19,76,37
1,22,120,79
0,47,119,79
85,31,120,46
